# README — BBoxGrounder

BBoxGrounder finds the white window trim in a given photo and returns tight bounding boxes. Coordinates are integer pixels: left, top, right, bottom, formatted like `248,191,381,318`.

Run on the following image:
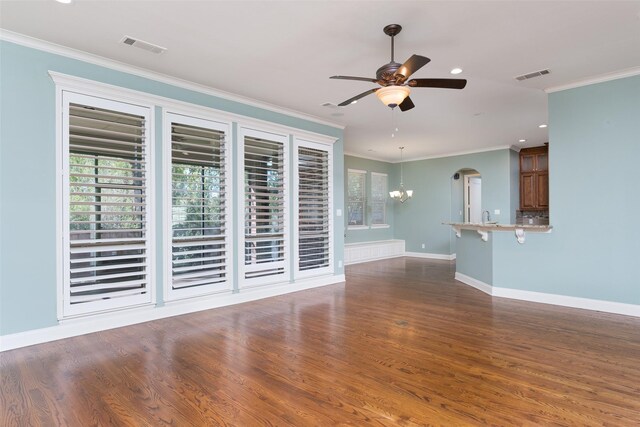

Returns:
293,138,334,279
347,168,367,229
162,109,234,301
56,89,156,320
237,126,291,289
370,171,389,227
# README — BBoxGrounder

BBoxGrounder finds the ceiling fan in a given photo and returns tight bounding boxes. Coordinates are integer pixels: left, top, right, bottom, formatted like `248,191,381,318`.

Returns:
330,24,467,112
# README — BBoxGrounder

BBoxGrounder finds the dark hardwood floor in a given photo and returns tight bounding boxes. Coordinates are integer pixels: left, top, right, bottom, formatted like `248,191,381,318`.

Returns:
2,257,640,426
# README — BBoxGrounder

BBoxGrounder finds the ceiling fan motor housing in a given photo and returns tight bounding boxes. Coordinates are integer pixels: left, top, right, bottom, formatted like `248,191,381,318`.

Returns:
376,62,402,83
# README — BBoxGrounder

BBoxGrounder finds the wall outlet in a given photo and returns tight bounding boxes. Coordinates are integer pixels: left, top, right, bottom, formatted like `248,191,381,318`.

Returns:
494,209,501,215
336,209,342,217
421,243,426,249
338,260,343,268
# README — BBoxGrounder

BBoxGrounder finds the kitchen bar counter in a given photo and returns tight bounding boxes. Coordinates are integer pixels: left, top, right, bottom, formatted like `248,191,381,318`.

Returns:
444,222,553,244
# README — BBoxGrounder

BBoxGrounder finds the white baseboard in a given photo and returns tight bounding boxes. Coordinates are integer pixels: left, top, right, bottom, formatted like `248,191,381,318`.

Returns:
454,272,493,294
454,272,640,318
406,252,456,261
0,274,345,352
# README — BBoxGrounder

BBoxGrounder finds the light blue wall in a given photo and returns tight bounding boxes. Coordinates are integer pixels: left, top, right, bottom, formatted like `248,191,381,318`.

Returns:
493,75,640,304
457,230,493,284
0,40,344,335
395,150,513,254
344,155,394,243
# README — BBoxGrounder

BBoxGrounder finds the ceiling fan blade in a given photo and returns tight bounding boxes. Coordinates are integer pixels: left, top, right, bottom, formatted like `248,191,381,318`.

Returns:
394,55,431,82
398,96,415,112
330,75,379,83
337,88,379,107
408,78,467,89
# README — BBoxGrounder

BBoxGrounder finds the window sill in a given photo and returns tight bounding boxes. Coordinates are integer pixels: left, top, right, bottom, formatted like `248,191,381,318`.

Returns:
370,224,390,229
348,225,369,230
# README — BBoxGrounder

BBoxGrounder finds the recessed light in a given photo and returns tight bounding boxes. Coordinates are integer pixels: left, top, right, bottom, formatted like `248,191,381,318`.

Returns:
450,68,463,75
55,0,73,3
519,139,526,143
539,124,548,128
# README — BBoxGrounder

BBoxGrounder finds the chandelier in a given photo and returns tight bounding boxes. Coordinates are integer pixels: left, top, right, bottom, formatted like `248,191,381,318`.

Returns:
389,146,413,203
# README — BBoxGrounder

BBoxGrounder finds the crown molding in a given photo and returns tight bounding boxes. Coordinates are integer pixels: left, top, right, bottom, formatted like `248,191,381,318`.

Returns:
343,151,392,163
545,66,640,94
388,145,514,163
0,29,344,130
346,144,517,163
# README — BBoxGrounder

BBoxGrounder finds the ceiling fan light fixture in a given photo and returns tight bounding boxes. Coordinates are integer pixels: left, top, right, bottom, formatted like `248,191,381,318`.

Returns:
376,85,410,108
450,67,463,75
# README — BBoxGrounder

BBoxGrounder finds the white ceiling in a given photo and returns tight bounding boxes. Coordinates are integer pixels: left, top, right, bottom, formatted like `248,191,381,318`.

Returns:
1,1,639,161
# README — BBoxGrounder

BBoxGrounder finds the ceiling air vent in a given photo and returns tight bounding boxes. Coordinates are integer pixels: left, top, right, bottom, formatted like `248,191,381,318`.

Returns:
120,36,166,54
515,69,550,81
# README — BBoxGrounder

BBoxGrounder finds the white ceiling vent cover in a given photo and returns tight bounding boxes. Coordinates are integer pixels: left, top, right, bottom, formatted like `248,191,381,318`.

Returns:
515,69,551,81
120,36,166,54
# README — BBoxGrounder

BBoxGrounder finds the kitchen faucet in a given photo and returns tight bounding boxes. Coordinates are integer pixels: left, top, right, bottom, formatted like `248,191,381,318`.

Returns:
482,210,491,223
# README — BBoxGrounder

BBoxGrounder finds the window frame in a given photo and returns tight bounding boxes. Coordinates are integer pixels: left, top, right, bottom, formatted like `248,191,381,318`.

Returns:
293,138,333,278
347,169,367,229
162,110,233,301
58,90,155,319
370,172,389,228
237,126,290,289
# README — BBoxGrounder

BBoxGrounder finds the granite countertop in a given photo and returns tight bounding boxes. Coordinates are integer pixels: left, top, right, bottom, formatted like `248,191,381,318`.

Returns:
444,222,553,231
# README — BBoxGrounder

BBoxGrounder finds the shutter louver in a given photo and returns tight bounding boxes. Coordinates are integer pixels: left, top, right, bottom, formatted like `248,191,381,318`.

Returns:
243,136,286,281
66,101,151,315
170,119,229,295
298,146,331,271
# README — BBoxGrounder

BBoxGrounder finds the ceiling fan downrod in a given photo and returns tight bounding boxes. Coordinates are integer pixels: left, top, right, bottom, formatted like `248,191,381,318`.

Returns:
384,24,402,63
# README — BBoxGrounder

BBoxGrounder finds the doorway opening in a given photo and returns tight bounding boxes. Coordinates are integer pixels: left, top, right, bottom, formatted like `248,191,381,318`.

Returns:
464,173,482,223
450,168,482,224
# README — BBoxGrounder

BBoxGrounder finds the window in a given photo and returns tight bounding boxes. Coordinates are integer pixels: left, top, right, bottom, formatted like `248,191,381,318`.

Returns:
371,172,388,226
347,169,366,227
165,113,231,300
61,92,153,318
240,129,289,286
295,139,332,276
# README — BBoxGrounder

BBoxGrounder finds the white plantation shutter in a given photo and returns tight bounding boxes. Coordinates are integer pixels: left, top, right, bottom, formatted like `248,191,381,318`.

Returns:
240,130,288,285
167,114,231,299
295,140,332,276
371,172,388,225
62,93,153,317
347,169,366,226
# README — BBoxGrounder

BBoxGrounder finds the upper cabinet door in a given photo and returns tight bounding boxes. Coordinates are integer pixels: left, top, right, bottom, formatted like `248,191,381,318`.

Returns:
536,172,549,208
519,145,549,210
521,153,536,172
536,152,548,171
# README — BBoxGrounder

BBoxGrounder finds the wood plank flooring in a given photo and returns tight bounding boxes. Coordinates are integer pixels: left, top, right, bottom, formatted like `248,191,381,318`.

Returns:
2,257,640,426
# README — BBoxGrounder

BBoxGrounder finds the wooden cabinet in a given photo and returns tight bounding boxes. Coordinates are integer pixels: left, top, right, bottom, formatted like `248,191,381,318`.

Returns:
519,145,548,210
